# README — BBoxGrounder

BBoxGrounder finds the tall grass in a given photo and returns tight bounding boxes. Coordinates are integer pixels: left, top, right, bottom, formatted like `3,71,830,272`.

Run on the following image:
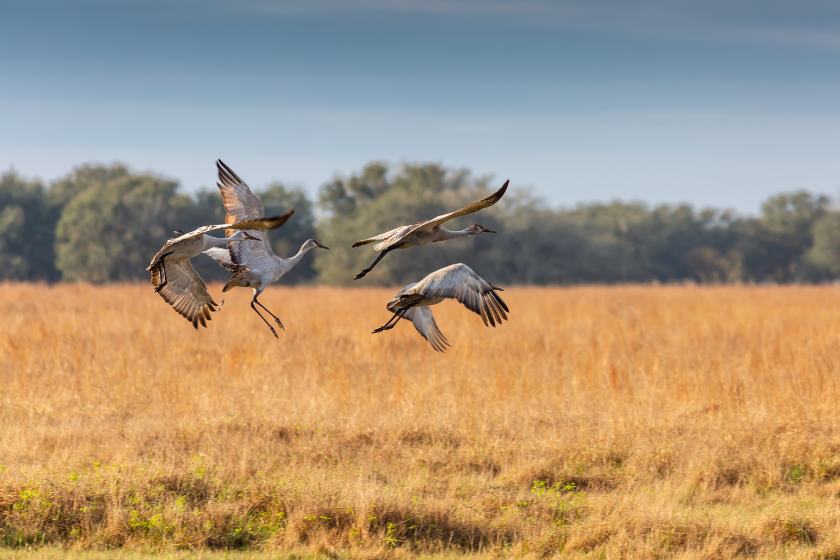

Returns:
2,283,840,558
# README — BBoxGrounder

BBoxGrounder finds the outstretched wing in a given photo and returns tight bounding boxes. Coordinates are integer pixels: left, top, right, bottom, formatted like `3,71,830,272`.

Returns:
217,159,265,224
414,263,509,327
215,160,290,270
149,258,221,329
406,180,508,235
203,247,243,274
146,216,293,271
352,226,409,249
403,307,451,352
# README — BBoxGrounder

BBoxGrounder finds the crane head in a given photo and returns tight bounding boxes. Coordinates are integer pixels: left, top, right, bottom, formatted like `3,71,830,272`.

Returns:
467,224,496,235
301,239,330,251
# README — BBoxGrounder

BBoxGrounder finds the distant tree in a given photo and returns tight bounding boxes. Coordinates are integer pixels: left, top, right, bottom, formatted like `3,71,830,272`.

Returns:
737,191,828,282
803,212,840,279
55,174,191,282
0,171,58,281
49,163,131,208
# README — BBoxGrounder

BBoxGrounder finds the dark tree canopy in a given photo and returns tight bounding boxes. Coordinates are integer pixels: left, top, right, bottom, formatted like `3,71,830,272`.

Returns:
4,161,840,286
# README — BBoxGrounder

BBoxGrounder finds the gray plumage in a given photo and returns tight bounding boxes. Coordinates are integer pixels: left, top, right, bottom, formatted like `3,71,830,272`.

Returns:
373,263,509,352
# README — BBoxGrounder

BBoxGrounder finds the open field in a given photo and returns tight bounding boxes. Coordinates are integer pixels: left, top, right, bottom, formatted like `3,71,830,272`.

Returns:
2,283,840,559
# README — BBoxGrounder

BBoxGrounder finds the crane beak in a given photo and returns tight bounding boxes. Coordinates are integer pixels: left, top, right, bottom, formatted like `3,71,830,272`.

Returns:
315,241,329,249
243,232,261,241
484,229,497,234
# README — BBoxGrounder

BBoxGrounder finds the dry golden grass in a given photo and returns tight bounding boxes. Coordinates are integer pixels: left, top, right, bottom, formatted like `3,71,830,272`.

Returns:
2,283,840,559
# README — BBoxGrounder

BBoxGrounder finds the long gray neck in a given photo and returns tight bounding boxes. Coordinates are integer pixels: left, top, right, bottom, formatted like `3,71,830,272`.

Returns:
276,245,315,279
201,232,248,251
436,227,473,241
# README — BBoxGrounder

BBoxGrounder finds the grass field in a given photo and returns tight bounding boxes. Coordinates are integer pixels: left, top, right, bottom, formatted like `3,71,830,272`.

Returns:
2,283,840,559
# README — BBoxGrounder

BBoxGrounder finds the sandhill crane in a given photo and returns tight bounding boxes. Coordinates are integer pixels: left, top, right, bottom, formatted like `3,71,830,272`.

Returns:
147,213,293,328
352,180,508,279
372,263,509,351
203,160,329,338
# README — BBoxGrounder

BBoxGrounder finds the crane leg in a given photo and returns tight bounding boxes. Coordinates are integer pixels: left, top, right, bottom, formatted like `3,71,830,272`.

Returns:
250,299,279,339
372,306,412,333
154,252,173,293
355,249,392,280
254,296,284,330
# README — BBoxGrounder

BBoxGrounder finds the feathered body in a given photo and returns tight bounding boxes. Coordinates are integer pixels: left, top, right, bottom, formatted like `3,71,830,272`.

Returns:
203,160,327,337
351,181,508,279
146,216,292,329
374,263,509,352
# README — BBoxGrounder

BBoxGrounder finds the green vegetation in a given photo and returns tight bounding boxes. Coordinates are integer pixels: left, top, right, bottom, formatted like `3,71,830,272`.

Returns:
3,162,839,285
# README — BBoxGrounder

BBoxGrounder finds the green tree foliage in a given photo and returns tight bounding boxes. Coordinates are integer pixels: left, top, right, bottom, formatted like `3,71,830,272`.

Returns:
316,163,797,286
5,160,840,286
0,171,59,281
735,191,829,282
55,174,191,282
804,212,840,279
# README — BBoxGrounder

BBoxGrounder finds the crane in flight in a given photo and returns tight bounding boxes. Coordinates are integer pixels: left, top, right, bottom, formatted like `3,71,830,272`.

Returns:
204,160,328,338
147,213,293,328
351,180,508,280
372,263,509,352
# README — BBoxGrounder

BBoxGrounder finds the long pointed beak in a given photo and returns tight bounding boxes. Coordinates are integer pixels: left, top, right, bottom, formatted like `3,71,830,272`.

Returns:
243,232,261,241
484,229,497,234
315,241,329,249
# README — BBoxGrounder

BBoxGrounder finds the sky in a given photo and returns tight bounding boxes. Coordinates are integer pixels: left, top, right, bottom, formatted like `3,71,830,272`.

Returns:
2,0,840,213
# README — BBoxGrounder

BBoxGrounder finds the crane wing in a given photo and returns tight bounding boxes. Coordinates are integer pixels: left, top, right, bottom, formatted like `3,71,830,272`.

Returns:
203,247,244,273
405,180,508,235
414,263,509,327
352,226,409,249
402,307,451,352
149,258,221,329
217,159,265,224
147,216,294,271
215,160,289,270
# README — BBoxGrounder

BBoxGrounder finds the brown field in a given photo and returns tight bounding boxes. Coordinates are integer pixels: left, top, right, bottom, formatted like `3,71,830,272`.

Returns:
2,283,840,559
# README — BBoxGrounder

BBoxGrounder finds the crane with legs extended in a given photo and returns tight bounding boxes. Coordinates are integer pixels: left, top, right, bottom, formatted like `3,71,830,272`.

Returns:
147,212,293,328
204,160,328,338
351,180,508,279
372,263,509,352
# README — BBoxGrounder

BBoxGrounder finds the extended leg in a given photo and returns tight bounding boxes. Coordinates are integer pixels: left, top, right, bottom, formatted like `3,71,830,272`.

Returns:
373,306,412,333
254,296,284,330
251,298,278,339
154,253,173,293
355,249,392,280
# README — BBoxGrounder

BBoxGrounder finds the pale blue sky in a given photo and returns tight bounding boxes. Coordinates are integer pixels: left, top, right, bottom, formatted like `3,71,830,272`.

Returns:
2,0,840,212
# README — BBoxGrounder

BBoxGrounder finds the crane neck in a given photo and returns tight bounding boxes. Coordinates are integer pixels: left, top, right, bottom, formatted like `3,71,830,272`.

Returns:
200,231,250,252
274,244,315,280
437,227,473,241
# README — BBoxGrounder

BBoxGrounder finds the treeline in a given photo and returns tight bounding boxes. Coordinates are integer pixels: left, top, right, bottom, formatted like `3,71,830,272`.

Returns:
3,162,840,286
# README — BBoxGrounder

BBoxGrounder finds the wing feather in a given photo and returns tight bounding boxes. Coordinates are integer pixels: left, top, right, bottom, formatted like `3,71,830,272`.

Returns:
413,263,509,327
216,159,265,224
215,160,286,269
352,226,406,248
405,181,508,235
149,258,220,329
403,307,451,352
